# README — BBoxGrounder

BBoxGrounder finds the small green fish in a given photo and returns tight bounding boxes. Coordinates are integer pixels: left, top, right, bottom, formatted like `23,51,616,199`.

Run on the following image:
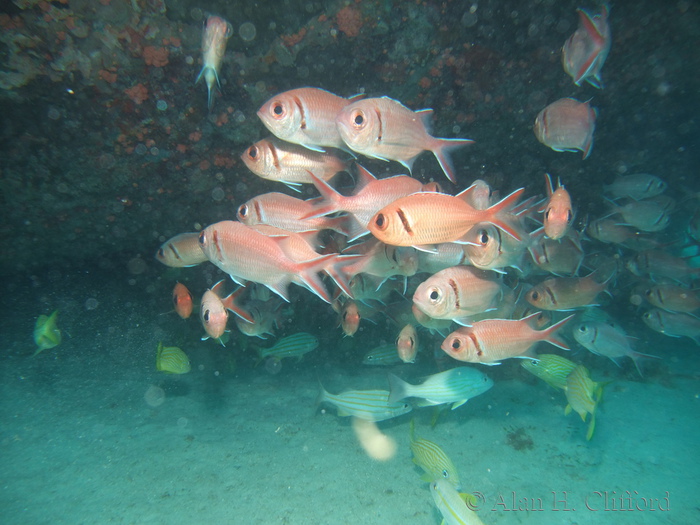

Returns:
362,344,402,366
33,310,61,356
410,419,460,489
256,332,318,363
318,386,412,422
521,354,577,390
565,364,603,440
156,342,191,374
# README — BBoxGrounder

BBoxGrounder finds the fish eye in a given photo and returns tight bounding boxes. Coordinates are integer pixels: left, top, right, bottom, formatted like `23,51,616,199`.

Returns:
198,232,206,246
567,210,573,223
578,325,587,332
203,309,210,322
272,102,285,117
442,469,449,478
352,110,365,127
479,229,489,244
374,213,387,230
451,338,461,350
157,248,164,258
429,288,441,303
247,146,258,159
644,289,653,297
530,291,539,300
545,209,551,220
238,204,248,218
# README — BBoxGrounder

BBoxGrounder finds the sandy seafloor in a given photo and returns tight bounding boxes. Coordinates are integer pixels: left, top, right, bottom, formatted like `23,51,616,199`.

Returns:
1,268,698,525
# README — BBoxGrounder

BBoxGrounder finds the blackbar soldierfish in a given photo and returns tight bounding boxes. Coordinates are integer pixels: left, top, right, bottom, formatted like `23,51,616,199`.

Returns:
241,136,349,191
156,232,208,267
542,173,573,240
196,15,233,110
642,309,700,346
562,4,611,89
369,187,525,250
396,324,418,363
335,96,473,183
604,173,667,201
257,87,364,152
441,313,574,365
200,280,252,343
199,221,336,303
172,282,193,319
534,98,596,159
526,269,613,311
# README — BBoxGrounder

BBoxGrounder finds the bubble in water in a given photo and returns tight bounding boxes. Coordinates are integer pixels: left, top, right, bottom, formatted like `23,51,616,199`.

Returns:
48,107,61,120
156,99,168,111
127,257,147,275
190,8,203,21
150,147,159,156
461,11,478,27
85,297,99,310
135,143,147,155
265,358,282,375
144,385,165,407
177,417,188,429
211,187,225,201
630,294,643,306
239,22,256,42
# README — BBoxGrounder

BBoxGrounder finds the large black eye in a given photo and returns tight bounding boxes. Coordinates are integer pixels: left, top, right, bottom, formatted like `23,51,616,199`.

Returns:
352,110,365,127
442,469,449,478
545,209,551,220
644,289,653,297
238,204,248,218
157,248,164,258
567,210,573,223
578,325,587,332
479,229,489,244
451,339,461,349
272,102,284,116
375,213,386,230
429,288,440,301
198,232,206,246
203,309,210,322
248,146,258,159
531,291,539,300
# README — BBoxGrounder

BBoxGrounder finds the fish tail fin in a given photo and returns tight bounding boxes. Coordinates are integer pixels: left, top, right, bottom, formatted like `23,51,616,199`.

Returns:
221,287,254,324
387,373,408,404
325,255,358,298
484,188,526,241
300,173,344,219
297,254,337,303
586,412,596,441
582,130,594,160
543,314,576,350
431,138,474,184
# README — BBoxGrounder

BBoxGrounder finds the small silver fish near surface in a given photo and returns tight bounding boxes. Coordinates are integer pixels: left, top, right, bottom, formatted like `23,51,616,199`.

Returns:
562,4,611,89
534,98,597,159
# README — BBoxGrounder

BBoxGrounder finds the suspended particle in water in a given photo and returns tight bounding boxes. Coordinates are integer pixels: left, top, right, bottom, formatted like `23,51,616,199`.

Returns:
177,417,188,429
85,298,99,310
127,257,147,275
144,385,165,407
211,187,225,202
48,107,61,120
156,99,168,111
265,358,282,375
239,22,256,42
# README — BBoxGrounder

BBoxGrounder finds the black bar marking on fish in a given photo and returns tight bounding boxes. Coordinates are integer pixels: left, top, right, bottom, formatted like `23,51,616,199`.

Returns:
212,230,223,261
543,285,558,306
168,243,183,262
270,142,281,170
467,332,483,357
253,199,263,222
448,278,460,310
375,108,383,142
396,208,413,236
293,95,307,130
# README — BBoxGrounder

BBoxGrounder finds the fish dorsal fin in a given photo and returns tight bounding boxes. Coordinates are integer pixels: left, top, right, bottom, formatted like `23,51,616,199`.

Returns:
415,108,434,132
354,165,377,193
211,279,227,297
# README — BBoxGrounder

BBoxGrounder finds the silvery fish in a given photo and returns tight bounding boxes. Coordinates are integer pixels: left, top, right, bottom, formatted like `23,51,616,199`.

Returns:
562,4,611,89
521,354,577,390
257,332,319,362
604,173,667,201
430,479,486,525
156,232,208,268
534,98,596,159
318,387,412,422
388,367,493,409
362,344,403,366
409,419,460,489
642,309,700,346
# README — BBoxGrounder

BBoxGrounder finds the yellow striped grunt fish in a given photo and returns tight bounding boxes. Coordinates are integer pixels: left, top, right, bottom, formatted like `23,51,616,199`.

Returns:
388,367,493,410
409,419,460,489
256,332,318,364
362,344,403,366
565,364,604,440
521,354,577,390
156,342,191,374
430,478,486,525
33,310,61,356
317,386,412,422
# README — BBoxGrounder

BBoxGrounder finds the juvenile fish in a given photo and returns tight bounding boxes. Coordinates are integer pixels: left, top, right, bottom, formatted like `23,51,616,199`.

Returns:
33,310,61,356
388,367,493,409
363,344,403,366
156,342,191,374
534,98,596,159
196,15,233,110
565,364,603,441
172,282,193,319
335,96,473,183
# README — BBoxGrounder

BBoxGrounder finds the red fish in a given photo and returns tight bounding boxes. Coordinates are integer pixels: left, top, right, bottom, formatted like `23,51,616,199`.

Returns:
200,281,251,342
441,313,575,365
172,282,193,319
541,173,573,240
562,4,611,89
340,300,361,337
335,96,473,183
196,15,233,110
257,88,363,152
534,98,596,159
396,324,418,363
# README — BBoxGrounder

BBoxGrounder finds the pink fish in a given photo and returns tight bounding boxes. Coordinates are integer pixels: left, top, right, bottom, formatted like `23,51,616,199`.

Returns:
541,173,573,240
335,96,473,183
396,324,418,363
340,300,361,336
534,98,596,159
441,313,575,365
196,15,233,110
199,221,339,303
200,280,252,342
562,4,611,89
257,88,364,152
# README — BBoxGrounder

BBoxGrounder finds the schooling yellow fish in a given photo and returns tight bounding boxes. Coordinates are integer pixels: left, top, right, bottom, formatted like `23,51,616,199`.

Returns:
156,342,191,374
565,364,603,440
409,419,461,489
33,310,61,356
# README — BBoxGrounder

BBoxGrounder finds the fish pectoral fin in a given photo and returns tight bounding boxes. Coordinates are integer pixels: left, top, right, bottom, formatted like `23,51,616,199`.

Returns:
586,413,596,441
564,404,572,416
451,399,468,410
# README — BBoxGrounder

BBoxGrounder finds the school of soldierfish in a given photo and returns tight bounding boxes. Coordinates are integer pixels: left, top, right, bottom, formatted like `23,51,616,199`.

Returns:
155,7,699,523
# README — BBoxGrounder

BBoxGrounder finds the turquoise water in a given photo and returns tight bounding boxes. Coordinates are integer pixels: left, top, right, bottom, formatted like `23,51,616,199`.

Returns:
1,1,699,524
